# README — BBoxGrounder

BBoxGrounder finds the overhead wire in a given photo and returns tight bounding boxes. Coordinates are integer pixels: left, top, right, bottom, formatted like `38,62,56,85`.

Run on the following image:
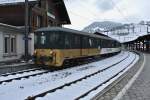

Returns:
67,10,96,22
110,0,130,22
65,0,146,22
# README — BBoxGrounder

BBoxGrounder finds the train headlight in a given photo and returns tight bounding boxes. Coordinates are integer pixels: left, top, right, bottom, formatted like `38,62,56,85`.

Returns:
34,50,37,54
50,51,53,55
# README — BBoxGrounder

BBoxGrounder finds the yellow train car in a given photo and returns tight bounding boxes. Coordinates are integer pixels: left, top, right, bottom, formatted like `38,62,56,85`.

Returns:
33,27,121,68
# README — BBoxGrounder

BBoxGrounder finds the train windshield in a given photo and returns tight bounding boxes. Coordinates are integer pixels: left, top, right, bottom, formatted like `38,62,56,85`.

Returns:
34,31,63,49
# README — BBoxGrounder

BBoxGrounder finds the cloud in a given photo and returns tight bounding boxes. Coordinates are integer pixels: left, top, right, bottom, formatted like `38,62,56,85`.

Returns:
95,0,115,12
64,0,150,30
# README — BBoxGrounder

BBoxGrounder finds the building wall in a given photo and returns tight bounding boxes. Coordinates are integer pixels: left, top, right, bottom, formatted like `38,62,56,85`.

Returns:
28,33,34,55
0,25,25,62
0,32,3,60
16,33,25,58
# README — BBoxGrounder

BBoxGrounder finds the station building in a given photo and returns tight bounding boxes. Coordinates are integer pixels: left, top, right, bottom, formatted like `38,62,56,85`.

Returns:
0,0,70,61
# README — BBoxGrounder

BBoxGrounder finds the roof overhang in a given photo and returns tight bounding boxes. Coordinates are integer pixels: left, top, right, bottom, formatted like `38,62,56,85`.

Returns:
0,0,71,26
0,1,36,26
52,0,71,24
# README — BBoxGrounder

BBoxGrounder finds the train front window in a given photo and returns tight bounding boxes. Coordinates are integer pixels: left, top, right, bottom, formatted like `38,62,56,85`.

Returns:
35,31,63,49
34,32,47,49
49,33,59,45
34,34,37,45
41,35,46,45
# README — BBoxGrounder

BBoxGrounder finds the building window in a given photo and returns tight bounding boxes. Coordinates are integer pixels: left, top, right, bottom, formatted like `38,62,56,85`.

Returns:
38,0,41,7
48,20,53,27
4,35,10,54
4,35,16,55
37,16,42,28
10,36,16,53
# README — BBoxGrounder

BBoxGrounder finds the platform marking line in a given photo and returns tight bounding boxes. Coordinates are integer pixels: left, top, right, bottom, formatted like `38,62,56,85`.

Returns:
113,54,145,100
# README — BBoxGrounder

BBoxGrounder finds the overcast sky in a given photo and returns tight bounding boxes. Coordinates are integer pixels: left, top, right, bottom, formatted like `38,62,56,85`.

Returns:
64,0,150,30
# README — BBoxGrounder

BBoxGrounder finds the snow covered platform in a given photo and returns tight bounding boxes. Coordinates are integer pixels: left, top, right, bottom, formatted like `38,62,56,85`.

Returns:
0,51,140,100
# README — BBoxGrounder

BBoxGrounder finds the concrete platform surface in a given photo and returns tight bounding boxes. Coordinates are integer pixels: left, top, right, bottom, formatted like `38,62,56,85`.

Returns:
121,53,150,100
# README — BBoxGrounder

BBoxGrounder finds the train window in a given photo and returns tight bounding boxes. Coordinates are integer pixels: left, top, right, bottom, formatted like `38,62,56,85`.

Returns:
74,36,78,48
82,36,88,48
56,32,64,49
96,39,99,48
98,39,101,47
100,39,103,48
93,39,97,48
73,35,81,49
40,35,46,45
91,38,95,48
48,32,64,49
70,34,74,48
55,33,59,42
105,39,108,48
101,39,107,48
65,33,71,49
107,40,110,47
49,33,57,45
89,38,92,47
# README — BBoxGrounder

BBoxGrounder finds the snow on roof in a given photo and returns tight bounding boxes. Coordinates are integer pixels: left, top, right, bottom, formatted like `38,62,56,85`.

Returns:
0,22,23,32
0,0,36,4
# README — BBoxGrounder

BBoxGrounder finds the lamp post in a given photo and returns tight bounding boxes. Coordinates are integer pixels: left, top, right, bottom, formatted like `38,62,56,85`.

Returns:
25,0,29,61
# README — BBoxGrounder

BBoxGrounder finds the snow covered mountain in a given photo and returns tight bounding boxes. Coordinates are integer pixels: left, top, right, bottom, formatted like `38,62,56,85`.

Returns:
83,21,150,43
83,21,122,33
107,23,149,43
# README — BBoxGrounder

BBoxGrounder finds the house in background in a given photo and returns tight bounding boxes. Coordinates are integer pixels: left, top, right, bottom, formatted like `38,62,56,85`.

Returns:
0,0,71,61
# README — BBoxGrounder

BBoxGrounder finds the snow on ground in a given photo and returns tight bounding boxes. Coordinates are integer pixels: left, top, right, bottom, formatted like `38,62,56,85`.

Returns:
0,69,46,81
36,52,139,100
0,51,133,100
81,54,139,100
0,0,36,4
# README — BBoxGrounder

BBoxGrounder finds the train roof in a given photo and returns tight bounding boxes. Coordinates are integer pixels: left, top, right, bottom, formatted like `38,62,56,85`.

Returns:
35,27,116,41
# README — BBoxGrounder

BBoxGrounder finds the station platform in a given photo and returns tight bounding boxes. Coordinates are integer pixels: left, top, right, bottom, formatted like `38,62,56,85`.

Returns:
119,53,150,100
94,51,146,100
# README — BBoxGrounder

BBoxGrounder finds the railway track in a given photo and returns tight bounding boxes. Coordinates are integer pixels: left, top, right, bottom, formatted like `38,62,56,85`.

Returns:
26,52,138,100
0,51,135,100
0,53,120,85
0,67,42,77
0,69,51,84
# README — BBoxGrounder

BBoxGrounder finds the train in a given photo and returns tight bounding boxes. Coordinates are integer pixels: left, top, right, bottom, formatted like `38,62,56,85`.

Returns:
33,27,121,68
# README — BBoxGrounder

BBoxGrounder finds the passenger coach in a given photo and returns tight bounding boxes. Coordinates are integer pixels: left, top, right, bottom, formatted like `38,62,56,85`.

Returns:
34,27,121,67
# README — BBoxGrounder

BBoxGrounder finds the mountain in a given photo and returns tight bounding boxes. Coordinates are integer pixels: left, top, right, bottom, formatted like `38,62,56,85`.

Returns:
83,21,122,33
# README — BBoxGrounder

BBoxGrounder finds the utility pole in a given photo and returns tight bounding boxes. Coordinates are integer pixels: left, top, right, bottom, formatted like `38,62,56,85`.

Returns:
25,0,29,60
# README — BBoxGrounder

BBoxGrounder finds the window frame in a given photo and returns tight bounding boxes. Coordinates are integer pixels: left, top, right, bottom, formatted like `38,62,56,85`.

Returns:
4,34,10,54
10,35,16,54
3,34,17,56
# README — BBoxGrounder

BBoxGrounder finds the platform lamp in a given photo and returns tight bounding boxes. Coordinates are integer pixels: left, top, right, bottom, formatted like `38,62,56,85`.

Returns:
25,0,29,61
